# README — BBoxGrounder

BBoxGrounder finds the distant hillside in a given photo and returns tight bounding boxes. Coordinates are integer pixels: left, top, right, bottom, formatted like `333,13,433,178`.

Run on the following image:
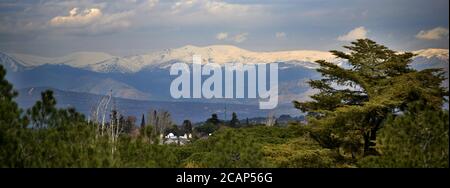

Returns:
16,87,299,124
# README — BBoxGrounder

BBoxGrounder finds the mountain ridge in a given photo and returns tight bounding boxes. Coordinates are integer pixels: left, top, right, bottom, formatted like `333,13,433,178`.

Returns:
16,86,293,123
3,45,448,73
2,45,448,112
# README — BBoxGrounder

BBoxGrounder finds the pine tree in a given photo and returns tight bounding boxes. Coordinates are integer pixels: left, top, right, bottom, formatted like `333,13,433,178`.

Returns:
26,90,57,128
359,107,449,167
0,65,27,166
293,39,448,157
229,112,240,128
140,113,145,128
26,90,85,129
206,113,221,125
182,120,193,134
0,65,23,127
123,116,136,134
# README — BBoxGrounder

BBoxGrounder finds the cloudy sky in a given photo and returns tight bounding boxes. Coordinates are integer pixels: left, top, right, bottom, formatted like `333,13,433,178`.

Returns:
0,0,448,56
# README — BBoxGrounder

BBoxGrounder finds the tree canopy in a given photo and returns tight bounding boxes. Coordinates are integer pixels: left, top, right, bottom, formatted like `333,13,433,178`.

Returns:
294,39,448,158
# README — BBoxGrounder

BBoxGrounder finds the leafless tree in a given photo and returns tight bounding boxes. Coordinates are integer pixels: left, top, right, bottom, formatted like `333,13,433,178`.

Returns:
89,90,113,136
108,101,124,155
88,90,123,156
147,109,173,135
265,112,277,127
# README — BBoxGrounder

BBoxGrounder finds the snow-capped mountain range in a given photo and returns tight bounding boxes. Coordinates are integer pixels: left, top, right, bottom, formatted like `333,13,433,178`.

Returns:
3,45,338,73
1,45,448,110
412,48,449,60
4,45,447,74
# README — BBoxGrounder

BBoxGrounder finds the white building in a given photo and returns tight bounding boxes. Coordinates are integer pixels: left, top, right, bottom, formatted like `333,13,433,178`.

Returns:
162,133,191,145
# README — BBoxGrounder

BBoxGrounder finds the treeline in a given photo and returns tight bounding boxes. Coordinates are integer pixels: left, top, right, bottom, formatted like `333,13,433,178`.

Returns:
0,39,448,168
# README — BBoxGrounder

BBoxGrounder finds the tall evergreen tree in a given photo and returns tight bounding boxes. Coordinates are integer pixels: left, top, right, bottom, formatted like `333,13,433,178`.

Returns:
182,120,193,134
206,113,221,125
26,90,85,129
140,113,145,128
359,106,449,167
123,116,136,134
0,65,24,127
294,39,448,157
0,65,27,166
229,112,240,128
26,90,57,128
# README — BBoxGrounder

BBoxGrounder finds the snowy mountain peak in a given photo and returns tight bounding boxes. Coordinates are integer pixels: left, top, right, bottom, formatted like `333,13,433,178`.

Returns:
85,45,340,73
155,45,338,64
0,52,26,72
413,48,449,61
8,51,115,68
1,46,448,73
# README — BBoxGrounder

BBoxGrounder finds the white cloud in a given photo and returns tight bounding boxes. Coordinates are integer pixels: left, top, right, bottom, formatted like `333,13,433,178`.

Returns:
337,26,368,41
166,0,266,26
416,27,449,40
147,0,159,8
216,32,228,40
204,0,251,15
1,0,264,36
275,32,287,39
48,7,134,35
232,32,248,43
171,0,197,13
49,8,102,27
171,0,251,15
215,32,248,43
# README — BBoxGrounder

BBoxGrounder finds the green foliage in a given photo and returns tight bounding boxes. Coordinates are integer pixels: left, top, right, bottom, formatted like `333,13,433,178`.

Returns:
25,90,85,129
122,116,136,134
26,90,57,128
263,137,335,168
194,122,219,135
194,113,227,135
294,39,448,158
182,125,339,168
165,124,181,136
115,136,180,167
139,124,159,144
183,128,264,168
140,114,145,128
206,113,221,125
359,108,449,168
182,120,193,134
229,112,240,128
0,65,27,166
0,65,26,127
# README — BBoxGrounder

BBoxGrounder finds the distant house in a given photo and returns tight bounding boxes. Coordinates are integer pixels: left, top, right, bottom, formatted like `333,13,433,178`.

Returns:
162,133,191,145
